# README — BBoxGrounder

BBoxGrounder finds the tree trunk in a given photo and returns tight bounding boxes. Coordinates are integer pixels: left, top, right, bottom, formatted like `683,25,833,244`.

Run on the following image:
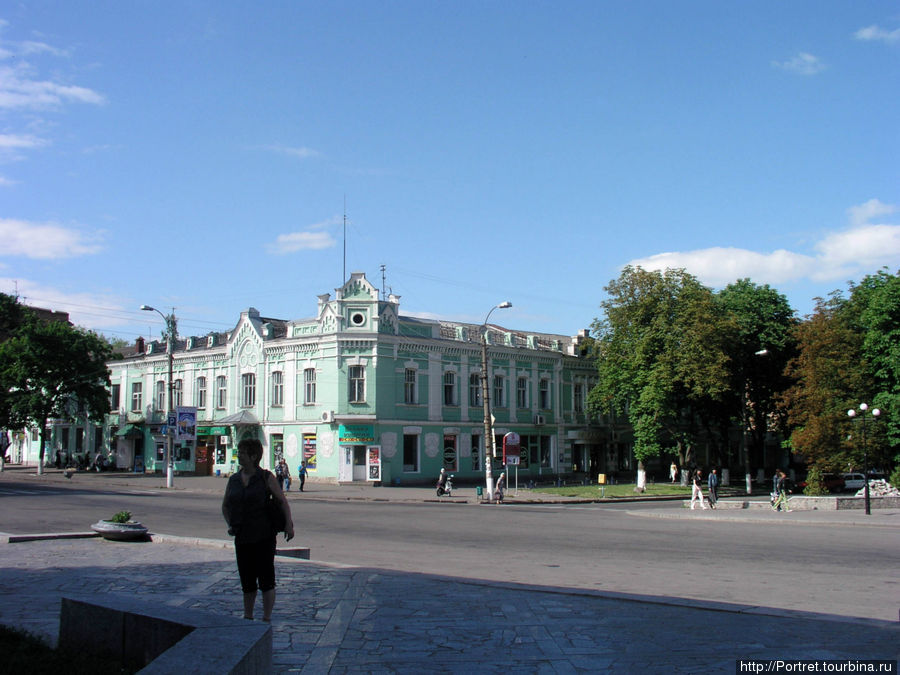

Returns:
636,460,646,492
37,418,48,476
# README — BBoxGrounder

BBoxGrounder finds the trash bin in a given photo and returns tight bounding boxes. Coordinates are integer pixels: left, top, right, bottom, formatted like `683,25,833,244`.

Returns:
476,486,483,497
598,474,606,485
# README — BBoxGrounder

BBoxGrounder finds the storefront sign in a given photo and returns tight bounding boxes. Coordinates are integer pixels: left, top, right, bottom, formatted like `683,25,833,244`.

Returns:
339,424,374,443
197,426,229,436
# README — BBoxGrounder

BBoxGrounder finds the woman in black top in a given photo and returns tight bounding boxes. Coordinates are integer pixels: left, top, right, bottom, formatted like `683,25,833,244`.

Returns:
222,438,294,622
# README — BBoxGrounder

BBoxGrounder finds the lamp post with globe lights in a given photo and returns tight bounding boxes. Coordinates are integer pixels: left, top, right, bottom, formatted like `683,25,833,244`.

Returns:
847,403,880,515
141,304,178,489
481,301,512,501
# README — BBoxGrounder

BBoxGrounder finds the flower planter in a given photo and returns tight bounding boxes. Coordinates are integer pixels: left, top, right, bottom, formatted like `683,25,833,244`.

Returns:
90,520,149,541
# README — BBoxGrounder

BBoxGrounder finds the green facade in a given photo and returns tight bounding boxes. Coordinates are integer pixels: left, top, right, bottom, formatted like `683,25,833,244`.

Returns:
67,273,611,484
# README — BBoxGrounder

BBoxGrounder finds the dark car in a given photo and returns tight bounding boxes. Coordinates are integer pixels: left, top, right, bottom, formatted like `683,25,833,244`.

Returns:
795,473,844,493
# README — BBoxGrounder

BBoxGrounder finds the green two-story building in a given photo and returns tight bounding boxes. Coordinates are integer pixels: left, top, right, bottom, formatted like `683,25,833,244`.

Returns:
58,273,634,485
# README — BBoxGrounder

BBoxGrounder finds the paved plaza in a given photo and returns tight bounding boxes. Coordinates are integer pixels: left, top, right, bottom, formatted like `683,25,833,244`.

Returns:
0,469,898,672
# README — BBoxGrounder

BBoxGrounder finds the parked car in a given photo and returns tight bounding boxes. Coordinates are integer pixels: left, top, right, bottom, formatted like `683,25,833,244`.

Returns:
841,473,866,492
796,473,845,493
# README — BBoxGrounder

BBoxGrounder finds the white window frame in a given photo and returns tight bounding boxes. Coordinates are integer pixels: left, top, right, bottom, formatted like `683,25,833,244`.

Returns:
443,371,457,406
241,373,256,408
404,368,417,405
349,365,366,403
216,375,227,409
271,370,284,407
195,376,207,409
131,382,142,412
304,368,316,404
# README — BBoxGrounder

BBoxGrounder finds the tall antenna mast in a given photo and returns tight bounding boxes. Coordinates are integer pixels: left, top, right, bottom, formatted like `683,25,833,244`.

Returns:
342,196,347,284
380,264,386,300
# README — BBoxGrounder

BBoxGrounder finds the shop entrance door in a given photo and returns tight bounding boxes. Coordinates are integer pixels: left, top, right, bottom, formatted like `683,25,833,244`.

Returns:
196,443,211,476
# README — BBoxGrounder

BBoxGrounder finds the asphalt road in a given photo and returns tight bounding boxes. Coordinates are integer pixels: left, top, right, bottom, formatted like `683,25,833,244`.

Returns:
1,476,898,622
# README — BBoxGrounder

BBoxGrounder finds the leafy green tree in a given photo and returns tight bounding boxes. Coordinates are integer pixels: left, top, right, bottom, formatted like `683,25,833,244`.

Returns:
780,293,865,472
718,280,797,478
588,267,733,487
0,302,112,475
848,269,900,470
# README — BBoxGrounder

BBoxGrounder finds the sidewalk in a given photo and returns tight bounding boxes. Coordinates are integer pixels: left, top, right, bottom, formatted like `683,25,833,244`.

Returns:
1,535,897,673
1,466,898,671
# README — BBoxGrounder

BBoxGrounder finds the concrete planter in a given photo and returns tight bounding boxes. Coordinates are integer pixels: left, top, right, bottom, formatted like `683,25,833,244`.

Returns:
91,520,149,541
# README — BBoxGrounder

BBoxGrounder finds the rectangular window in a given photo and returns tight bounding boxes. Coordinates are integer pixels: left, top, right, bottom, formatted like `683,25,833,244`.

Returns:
404,369,417,405
443,434,457,471
216,376,227,409
539,379,550,410
349,365,365,403
471,433,481,471
110,384,120,411
241,373,256,408
304,368,316,404
272,371,284,406
403,434,419,472
155,380,166,411
574,383,584,413
443,371,457,406
469,373,482,407
516,377,528,409
174,379,183,407
131,382,142,412
195,376,207,409
493,375,505,408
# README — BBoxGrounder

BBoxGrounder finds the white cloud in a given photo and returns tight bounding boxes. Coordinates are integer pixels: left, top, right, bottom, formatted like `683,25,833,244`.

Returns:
0,218,104,258
259,144,321,159
772,52,826,76
0,176,18,187
626,200,900,288
629,248,816,286
266,229,335,255
847,198,896,227
0,133,48,150
0,277,129,333
854,25,900,44
0,65,106,109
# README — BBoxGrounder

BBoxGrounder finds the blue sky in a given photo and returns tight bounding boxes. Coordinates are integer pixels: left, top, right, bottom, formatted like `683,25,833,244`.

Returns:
1,2,898,343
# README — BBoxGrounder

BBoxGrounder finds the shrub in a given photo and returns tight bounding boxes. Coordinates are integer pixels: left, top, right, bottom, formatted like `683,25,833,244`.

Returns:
109,510,132,524
889,466,900,490
803,466,828,496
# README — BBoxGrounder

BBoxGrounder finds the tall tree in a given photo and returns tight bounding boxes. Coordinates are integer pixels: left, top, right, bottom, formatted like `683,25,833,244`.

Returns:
780,293,865,473
588,267,733,487
846,268,899,469
0,309,112,475
718,279,797,477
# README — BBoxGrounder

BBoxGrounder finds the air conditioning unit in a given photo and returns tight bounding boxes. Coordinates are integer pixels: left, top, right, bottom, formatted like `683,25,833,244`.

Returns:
534,414,545,425
322,410,335,423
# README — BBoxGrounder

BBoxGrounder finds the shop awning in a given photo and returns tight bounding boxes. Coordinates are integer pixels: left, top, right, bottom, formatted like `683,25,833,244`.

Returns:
115,424,143,438
215,411,259,426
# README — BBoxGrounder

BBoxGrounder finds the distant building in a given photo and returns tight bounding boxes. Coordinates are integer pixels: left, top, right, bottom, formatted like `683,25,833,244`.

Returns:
51,273,637,484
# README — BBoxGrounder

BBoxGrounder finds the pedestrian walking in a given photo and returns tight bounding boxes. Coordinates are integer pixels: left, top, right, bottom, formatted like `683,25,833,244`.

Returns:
707,468,719,508
690,469,707,510
222,438,294,622
297,461,307,492
275,458,291,492
772,469,792,512
495,472,506,504
670,462,678,483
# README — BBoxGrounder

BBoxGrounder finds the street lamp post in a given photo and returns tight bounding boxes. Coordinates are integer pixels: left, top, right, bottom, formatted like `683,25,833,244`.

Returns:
481,301,512,501
742,348,769,495
141,304,178,489
847,403,880,515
